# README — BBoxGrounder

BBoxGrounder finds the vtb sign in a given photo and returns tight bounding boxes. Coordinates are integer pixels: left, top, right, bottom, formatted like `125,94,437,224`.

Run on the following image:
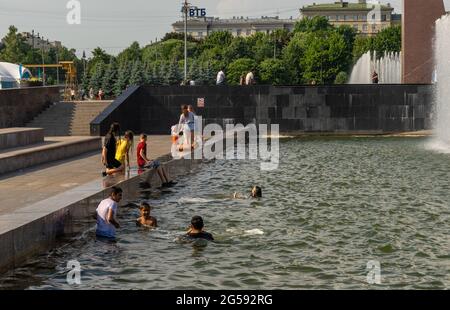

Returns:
189,7,207,18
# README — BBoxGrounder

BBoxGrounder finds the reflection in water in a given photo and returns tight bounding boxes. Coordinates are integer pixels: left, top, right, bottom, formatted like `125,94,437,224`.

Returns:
1,137,450,290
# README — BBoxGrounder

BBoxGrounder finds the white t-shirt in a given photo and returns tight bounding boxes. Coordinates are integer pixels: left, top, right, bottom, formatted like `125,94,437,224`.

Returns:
96,198,118,238
216,71,225,85
245,72,254,85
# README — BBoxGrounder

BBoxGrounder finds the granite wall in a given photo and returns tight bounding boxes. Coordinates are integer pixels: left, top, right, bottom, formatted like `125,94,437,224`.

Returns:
91,84,434,135
0,86,60,128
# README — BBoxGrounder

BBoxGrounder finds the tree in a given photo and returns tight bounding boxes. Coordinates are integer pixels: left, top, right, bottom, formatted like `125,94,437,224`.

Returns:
129,60,144,86
227,58,256,85
161,32,198,43
89,62,105,93
88,47,110,76
294,16,332,33
301,31,350,84
102,57,118,98
258,59,290,85
165,61,182,85
114,62,131,96
0,26,29,63
282,32,308,84
334,71,348,84
372,26,401,56
117,41,142,66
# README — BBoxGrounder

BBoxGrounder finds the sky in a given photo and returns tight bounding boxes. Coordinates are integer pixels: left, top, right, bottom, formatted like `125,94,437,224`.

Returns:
0,0,449,57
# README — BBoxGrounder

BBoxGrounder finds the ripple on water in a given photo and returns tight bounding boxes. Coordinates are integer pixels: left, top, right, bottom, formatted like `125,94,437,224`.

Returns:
2,137,450,290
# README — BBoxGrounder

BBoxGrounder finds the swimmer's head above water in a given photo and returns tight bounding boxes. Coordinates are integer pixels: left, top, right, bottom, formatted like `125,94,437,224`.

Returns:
139,202,152,217
251,186,262,198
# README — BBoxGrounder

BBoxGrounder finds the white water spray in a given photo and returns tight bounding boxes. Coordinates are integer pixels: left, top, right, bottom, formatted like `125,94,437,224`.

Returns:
349,51,402,84
430,14,450,152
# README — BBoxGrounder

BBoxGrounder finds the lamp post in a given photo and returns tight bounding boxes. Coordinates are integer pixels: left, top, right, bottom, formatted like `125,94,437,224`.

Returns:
182,0,190,82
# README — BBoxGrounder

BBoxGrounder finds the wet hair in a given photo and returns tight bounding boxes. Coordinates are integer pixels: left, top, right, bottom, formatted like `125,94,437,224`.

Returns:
108,122,120,136
111,186,123,196
191,216,204,230
140,202,151,211
253,186,262,198
140,133,147,140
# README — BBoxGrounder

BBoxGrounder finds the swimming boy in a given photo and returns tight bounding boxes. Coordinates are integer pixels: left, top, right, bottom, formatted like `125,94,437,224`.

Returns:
95,187,122,239
233,186,262,199
186,216,214,241
136,202,158,228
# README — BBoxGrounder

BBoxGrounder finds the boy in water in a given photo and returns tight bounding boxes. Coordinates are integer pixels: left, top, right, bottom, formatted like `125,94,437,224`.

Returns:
233,186,262,199
186,216,214,241
136,202,158,228
95,187,122,239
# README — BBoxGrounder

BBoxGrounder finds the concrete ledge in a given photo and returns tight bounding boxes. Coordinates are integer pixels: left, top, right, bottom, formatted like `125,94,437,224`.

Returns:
0,128,44,150
0,153,201,274
0,137,102,175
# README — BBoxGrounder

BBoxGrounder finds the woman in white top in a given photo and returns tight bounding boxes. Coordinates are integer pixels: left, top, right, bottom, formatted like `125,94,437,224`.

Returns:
178,105,196,150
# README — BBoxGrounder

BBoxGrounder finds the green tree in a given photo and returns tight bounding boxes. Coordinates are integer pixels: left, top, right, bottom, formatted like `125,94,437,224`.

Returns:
223,37,252,64
0,26,29,63
372,26,401,56
88,47,111,76
334,71,348,84
114,62,131,96
227,58,256,85
294,16,332,33
89,62,105,92
117,41,142,66
258,58,290,85
129,60,144,86
282,32,308,84
165,61,182,85
102,57,118,98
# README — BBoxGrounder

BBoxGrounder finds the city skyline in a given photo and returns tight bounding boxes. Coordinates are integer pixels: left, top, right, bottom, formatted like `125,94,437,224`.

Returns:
0,0,448,58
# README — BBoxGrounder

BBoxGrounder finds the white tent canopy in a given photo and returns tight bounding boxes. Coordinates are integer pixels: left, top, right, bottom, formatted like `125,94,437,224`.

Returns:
0,62,32,88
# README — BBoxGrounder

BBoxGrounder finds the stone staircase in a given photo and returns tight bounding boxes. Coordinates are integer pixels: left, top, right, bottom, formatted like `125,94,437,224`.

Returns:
26,101,111,136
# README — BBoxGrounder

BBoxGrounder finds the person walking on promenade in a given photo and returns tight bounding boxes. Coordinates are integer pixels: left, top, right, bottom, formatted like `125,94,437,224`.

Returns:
102,123,121,177
216,68,226,85
70,88,76,101
95,186,122,239
98,88,105,100
245,69,255,85
178,105,196,150
239,73,246,85
89,87,95,100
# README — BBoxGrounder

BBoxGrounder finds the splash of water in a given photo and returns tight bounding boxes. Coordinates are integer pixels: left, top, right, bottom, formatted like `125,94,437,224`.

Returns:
430,14,450,153
349,51,402,84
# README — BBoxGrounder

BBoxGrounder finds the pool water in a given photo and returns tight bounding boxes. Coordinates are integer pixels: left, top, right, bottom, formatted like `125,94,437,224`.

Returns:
1,137,450,290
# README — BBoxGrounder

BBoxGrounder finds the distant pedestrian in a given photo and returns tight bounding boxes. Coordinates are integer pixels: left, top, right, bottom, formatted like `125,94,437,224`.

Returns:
216,68,226,85
98,88,105,100
245,69,255,85
239,73,246,86
372,71,379,84
89,87,95,100
189,79,196,86
70,88,76,101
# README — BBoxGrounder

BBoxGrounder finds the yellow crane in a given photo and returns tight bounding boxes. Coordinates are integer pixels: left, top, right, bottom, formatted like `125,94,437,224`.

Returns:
23,61,78,101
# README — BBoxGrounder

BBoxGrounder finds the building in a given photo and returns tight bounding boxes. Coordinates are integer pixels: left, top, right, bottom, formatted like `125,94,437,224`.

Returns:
172,16,296,39
20,31,62,51
300,0,400,36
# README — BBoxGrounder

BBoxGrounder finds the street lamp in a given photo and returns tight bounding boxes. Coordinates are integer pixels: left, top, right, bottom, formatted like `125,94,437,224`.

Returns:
181,0,190,82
